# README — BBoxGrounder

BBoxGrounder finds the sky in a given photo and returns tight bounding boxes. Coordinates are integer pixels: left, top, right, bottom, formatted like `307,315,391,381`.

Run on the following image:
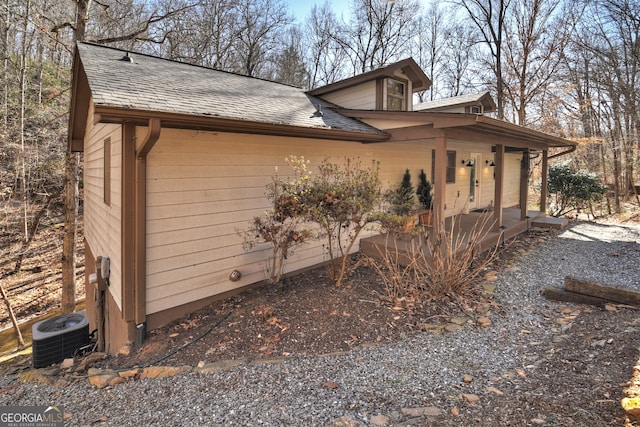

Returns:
285,0,348,23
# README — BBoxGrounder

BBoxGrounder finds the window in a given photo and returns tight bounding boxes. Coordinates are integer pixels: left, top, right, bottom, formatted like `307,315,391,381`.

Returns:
104,138,111,205
386,78,405,111
431,150,456,184
469,105,482,114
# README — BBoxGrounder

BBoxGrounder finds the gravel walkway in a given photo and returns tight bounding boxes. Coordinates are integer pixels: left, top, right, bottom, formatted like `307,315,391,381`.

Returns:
1,221,639,426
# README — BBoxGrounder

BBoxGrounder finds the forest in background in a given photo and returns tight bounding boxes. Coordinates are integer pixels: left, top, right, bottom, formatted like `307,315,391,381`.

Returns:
0,0,639,326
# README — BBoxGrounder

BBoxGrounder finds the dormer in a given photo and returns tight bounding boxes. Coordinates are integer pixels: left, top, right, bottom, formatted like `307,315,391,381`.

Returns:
413,91,497,114
307,58,431,112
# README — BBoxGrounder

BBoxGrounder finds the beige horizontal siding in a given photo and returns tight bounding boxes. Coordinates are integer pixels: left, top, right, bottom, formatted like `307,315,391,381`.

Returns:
143,127,521,314
84,109,123,310
320,80,377,109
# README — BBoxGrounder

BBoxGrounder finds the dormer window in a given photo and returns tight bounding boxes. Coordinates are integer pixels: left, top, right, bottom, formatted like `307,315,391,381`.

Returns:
386,78,406,111
468,105,483,114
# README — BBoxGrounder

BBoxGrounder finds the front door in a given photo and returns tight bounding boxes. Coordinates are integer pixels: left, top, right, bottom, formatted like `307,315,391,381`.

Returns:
469,153,481,210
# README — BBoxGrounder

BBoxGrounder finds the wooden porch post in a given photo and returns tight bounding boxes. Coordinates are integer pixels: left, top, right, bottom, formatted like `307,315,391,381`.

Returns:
519,149,530,220
433,133,447,233
493,144,505,231
540,149,548,216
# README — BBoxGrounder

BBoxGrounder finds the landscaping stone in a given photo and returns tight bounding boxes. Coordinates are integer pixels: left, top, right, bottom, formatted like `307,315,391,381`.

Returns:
461,393,480,403
139,365,191,379
194,359,244,374
369,414,390,426
400,406,442,417
87,368,118,389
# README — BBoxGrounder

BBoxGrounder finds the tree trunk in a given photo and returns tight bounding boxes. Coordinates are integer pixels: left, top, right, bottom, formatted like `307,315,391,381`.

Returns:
61,0,91,314
61,151,78,314
19,0,31,243
1,0,8,131
600,144,612,215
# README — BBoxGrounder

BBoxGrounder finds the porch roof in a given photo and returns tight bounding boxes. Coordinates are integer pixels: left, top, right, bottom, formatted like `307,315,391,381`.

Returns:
334,109,576,151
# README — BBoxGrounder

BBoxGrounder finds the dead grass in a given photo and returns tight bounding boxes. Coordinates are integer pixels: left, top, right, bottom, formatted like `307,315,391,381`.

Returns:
366,214,500,301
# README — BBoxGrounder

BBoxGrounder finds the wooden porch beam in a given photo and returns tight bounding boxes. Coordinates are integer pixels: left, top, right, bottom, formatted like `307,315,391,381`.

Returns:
493,144,505,232
443,128,550,150
433,134,447,233
540,150,548,216
520,150,530,220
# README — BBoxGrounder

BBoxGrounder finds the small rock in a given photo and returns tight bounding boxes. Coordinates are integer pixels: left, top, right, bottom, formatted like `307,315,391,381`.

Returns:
370,414,390,426
477,317,491,327
622,397,640,416
450,317,467,326
77,353,107,372
195,359,244,374
197,361,205,368
486,386,504,396
463,374,473,383
421,323,445,333
87,368,118,389
108,376,126,386
445,323,463,332
322,381,339,389
118,345,131,356
60,358,74,369
118,369,140,379
140,365,191,379
531,417,546,424
461,393,480,403
451,407,460,416
332,415,365,427
400,407,442,417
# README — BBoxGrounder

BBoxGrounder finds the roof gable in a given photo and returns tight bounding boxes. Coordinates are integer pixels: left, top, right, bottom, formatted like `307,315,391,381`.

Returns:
414,91,497,113
307,58,431,96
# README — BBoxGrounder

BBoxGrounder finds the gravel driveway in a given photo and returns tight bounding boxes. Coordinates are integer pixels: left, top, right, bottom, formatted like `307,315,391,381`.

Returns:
1,221,639,426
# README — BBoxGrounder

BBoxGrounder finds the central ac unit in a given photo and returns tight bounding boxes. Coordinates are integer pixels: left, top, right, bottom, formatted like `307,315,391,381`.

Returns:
32,311,89,368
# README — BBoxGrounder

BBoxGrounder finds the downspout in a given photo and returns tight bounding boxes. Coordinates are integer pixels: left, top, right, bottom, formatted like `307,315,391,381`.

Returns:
134,118,161,346
548,145,576,160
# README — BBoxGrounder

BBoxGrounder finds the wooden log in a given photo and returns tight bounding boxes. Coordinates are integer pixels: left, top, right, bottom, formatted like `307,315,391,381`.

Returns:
540,287,607,307
565,276,640,306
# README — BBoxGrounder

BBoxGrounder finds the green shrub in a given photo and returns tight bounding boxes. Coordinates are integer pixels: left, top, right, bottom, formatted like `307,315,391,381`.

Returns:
547,164,606,217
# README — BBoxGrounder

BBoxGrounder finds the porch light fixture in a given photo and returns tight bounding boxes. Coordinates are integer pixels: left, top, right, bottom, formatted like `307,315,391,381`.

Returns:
485,160,496,167
465,160,473,167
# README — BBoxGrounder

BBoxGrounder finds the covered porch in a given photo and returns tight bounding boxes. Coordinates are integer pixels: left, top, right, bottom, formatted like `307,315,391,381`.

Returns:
360,207,569,261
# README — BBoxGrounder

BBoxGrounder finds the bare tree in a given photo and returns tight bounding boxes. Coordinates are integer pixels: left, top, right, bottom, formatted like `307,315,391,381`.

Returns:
337,0,420,74
457,0,511,119
303,2,347,88
502,0,575,125
232,0,291,77
270,27,308,87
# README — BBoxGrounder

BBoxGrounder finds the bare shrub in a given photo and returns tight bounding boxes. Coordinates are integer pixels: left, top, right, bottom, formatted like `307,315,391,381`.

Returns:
367,214,501,301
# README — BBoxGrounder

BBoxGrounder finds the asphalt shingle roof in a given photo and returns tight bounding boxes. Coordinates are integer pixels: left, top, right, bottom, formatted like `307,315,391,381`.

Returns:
413,91,494,112
77,42,383,136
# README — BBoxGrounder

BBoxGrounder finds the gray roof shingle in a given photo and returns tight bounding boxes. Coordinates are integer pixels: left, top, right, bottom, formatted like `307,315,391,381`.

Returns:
77,42,384,136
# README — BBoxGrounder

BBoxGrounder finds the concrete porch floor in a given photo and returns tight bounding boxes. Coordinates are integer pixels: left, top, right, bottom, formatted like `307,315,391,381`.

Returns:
360,207,569,261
